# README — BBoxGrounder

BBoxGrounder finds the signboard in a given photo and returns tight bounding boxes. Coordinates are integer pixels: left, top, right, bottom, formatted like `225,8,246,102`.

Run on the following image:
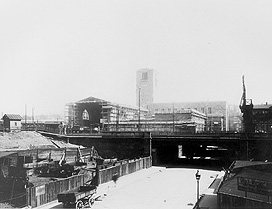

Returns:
237,177,272,196
36,185,45,196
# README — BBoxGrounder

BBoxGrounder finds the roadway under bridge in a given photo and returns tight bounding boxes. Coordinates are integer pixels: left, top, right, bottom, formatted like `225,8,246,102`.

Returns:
39,131,272,167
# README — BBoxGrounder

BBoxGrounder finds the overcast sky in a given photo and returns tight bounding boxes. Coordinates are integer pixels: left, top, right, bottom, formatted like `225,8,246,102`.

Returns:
1,0,272,116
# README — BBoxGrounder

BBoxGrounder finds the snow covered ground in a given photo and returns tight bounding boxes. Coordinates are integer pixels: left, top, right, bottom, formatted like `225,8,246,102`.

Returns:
38,166,219,209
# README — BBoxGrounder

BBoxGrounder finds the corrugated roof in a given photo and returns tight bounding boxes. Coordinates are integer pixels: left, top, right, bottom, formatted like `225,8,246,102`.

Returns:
3,114,23,120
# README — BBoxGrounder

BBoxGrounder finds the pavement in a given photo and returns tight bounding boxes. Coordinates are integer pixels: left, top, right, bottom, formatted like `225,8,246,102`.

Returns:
36,166,220,209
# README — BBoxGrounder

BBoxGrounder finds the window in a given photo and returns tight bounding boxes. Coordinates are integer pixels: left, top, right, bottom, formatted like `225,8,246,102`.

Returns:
208,107,212,114
82,109,89,120
4,158,9,166
15,122,17,126
142,72,148,80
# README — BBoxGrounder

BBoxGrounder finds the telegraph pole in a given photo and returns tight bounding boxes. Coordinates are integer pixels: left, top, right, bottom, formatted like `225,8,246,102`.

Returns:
116,105,119,131
32,107,35,124
172,102,175,133
25,104,27,131
138,87,141,132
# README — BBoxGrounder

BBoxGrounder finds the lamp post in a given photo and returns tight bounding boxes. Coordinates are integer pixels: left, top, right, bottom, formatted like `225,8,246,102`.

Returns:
195,170,201,202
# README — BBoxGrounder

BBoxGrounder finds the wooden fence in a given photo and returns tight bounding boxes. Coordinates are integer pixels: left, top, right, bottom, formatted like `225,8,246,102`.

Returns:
26,174,85,208
99,156,152,184
26,156,151,208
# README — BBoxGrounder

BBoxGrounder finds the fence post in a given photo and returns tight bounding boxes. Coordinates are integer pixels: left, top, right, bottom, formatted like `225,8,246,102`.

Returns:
26,188,30,207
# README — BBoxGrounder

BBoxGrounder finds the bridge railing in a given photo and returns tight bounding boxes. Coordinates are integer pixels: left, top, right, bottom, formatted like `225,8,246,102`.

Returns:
150,131,242,138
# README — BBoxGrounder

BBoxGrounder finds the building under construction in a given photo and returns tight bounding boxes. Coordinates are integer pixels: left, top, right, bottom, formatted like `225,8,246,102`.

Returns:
65,96,207,134
64,96,148,132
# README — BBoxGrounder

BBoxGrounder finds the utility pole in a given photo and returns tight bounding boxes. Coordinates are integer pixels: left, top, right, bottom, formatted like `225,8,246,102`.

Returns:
138,87,141,132
172,102,175,133
32,107,35,124
116,105,119,131
25,104,27,131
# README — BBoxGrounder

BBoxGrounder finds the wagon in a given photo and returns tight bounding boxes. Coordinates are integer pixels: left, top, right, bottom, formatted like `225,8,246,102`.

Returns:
57,185,97,208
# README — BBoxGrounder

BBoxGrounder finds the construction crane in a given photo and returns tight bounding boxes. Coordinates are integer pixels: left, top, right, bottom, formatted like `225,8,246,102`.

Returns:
239,75,254,134
239,75,246,110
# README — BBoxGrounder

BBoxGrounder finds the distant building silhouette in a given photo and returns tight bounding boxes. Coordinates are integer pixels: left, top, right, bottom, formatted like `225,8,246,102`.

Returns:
136,69,154,109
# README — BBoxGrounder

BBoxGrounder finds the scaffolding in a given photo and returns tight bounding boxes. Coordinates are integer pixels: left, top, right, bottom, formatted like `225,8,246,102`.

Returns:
65,97,149,131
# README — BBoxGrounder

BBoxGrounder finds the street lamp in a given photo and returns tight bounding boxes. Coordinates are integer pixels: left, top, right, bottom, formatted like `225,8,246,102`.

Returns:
195,170,201,202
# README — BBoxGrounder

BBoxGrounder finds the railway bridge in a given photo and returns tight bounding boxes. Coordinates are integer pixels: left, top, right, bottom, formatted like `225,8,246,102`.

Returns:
39,131,272,167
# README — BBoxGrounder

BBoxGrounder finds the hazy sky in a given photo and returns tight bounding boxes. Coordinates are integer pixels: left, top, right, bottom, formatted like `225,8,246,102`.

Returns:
1,0,272,116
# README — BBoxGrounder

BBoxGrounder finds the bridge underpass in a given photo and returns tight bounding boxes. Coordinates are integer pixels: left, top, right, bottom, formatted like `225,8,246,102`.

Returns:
151,133,272,168
151,135,240,168
39,132,272,168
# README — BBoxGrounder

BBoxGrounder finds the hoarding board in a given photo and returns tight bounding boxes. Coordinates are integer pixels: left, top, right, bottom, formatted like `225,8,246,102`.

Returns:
237,177,272,196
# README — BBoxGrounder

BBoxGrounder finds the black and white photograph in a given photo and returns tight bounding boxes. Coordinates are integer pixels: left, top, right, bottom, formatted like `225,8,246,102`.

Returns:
1,1,272,208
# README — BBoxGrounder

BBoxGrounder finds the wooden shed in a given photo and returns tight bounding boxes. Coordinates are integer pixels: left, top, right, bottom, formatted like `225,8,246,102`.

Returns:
2,114,23,132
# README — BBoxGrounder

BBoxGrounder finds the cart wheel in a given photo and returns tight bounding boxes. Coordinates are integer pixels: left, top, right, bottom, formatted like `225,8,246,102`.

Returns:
88,197,94,207
76,200,84,209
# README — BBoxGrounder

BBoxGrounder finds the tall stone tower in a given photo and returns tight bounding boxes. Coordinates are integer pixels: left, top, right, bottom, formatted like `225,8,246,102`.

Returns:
136,69,154,109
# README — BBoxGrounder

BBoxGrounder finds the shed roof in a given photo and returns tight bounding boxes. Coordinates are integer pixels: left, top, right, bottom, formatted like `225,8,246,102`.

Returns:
2,114,23,120
253,104,272,110
218,168,272,203
0,151,17,158
230,160,272,172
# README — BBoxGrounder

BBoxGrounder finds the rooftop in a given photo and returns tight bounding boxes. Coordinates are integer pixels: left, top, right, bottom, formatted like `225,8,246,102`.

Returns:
253,104,272,110
230,160,272,173
2,114,23,120
218,168,272,204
